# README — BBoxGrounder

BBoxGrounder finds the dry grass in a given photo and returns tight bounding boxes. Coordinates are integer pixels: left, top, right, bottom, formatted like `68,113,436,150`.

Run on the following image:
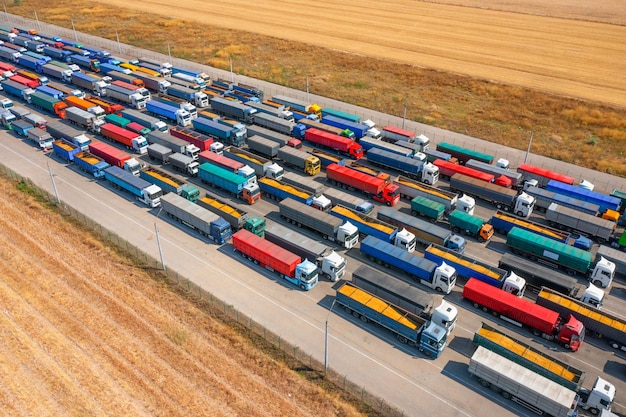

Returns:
0,175,375,416
5,0,626,176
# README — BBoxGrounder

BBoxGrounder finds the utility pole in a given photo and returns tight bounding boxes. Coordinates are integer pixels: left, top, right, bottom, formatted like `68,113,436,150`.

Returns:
524,131,534,164
71,18,78,41
47,161,61,204
401,100,407,129
154,222,166,271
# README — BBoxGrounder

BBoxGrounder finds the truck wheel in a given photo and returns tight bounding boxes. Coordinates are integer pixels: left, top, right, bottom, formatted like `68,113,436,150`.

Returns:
344,306,352,314
386,201,391,206
397,335,408,344
359,315,368,323
589,408,600,416
566,269,576,276
478,236,485,243
479,379,489,388
473,302,480,309
452,226,460,233
564,343,570,350
435,287,443,293
516,211,524,217
300,284,305,290
501,391,511,400
592,279,603,288
352,311,360,319
610,340,621,350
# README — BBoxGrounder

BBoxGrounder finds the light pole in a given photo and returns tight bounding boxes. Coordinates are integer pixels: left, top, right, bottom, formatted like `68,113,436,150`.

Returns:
524,131,534,164
154,222,166,271
47,161,61,204
325,300,336,374
401,100,407,129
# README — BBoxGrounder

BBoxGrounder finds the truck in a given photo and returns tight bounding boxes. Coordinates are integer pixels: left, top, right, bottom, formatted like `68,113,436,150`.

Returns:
160,193,230,244
525,185,601,215
326,163,399,206
311,149,345,169
209,97,257,123
35,85,63,101
146,143,173,164
191,117,245,147
537,287,626,351
72,151,110,178
330,204,416,250
197,194,266,236
366,148,439,185
103,166,162,207
70,72,106,96
88,141,142,175
258,177,320,206
11,119,33,137
277,146,320,176
304,128,363,160
246,135,280,159
264,222,346,281
426,242,525,293
410,196,445,223
223,146,284,180
377,207,466,252
146,130,200,159
516,163,575,188
490,210,593,250
64,95,105,119
0,45,21,63
42,46,71,62
296,117,354,140
29,91,67,118
466,159,524,189
99,63,130,76
41,63,72,83
506,227,615,287
321,114,371,139
69,54,100,72
278,198,359,248
26,127,53,150
320,187,373,215
46,120,91,150
449,173,535,217
100,123,148,154
546,203,616,243
48,81,83,99
463,278,583,350
170,126,222,153
382,125,429,151
65,106,104,133
139,166,199,200
136,61,171,77
246,124,301,149
434,158,502,184
335,281,446,357
246,101,293,121
270,94,320,116
359,137,414,158
199,150,255,181
17,55,45,73
198,163,260,205
131,72,170,93
448,210,494,242
120,108,167,132
0,110,16,129
166,84,208,108
350,264,457,333
360,235,456,294
51,139,80,162
106,81,147,109
435,142,493,165
473,323,615,415
498,254,604,306
146,99,193,126
596,245,626,281
1,79,34,101
469,347,580,417
8,105,29,120
232,229,318,290
168,153,199,176
546,180,622,214
394,175,468,214
281,171,325,197
103,113,131,129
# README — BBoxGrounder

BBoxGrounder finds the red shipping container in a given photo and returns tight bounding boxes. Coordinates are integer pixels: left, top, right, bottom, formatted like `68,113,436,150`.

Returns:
232,230,300,278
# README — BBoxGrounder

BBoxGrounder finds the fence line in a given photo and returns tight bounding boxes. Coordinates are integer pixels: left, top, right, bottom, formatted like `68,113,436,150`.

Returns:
0,163,406,417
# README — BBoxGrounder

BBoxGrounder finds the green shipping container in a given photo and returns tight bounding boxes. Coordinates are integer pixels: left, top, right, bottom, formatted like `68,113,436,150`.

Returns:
104,113,131,129
436,142,494,164
410,196,445,222
448,210,485,235
506,227,592,274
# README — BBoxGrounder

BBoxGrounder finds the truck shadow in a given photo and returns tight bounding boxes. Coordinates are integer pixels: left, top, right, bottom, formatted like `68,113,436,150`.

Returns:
446,335,475,357
609,286,626,301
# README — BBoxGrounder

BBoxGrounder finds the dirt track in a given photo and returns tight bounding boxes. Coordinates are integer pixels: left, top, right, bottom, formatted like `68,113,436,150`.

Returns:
94,0,626,107
0,177,362,417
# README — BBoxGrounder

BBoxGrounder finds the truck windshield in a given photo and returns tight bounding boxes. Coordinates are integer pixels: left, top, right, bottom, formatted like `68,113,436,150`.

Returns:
345,230,359,247
303,270,318,285
149,189,164,201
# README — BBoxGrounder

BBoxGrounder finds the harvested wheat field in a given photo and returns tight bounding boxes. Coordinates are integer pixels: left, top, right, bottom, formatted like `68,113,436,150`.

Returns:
0,176,364,417
94,0,626,108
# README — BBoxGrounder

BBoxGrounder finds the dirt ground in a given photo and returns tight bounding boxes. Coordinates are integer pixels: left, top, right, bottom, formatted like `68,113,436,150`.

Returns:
93,0,626,107
0,177,364,417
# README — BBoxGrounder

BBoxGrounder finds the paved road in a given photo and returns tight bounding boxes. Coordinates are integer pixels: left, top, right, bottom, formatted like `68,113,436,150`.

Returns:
2,14,626,417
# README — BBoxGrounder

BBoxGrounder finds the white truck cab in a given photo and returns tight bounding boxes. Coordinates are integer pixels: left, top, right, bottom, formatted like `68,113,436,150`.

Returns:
501,272,527,298
589,256,616,288
579,284,605,308
579,377,615,416
513,192,535,217
338,221,359,249
394,228,417,253
311,194,331,212
265,163,284,181
319,250,346,282
421,162,439,185
431,298,458,334
456,194,476,216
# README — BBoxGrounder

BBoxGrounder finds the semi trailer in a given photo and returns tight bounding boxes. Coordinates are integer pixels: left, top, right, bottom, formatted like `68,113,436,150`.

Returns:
326,163,399,206
197,194,266,236
102,165,162,207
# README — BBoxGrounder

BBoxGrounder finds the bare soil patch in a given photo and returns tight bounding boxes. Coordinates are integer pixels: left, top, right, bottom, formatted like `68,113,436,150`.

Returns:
0,177,366,416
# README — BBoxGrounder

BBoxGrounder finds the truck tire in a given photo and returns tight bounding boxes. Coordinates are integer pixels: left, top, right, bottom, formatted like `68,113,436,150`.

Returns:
452,226,460,233
516,210,524,217
589,408,600,416
610,340,621,350
397,335,408,344
343,306,352,314
593,279,603,288
501,391,511,400
478,236,485,243
299,284,305,290
479,379,489,388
